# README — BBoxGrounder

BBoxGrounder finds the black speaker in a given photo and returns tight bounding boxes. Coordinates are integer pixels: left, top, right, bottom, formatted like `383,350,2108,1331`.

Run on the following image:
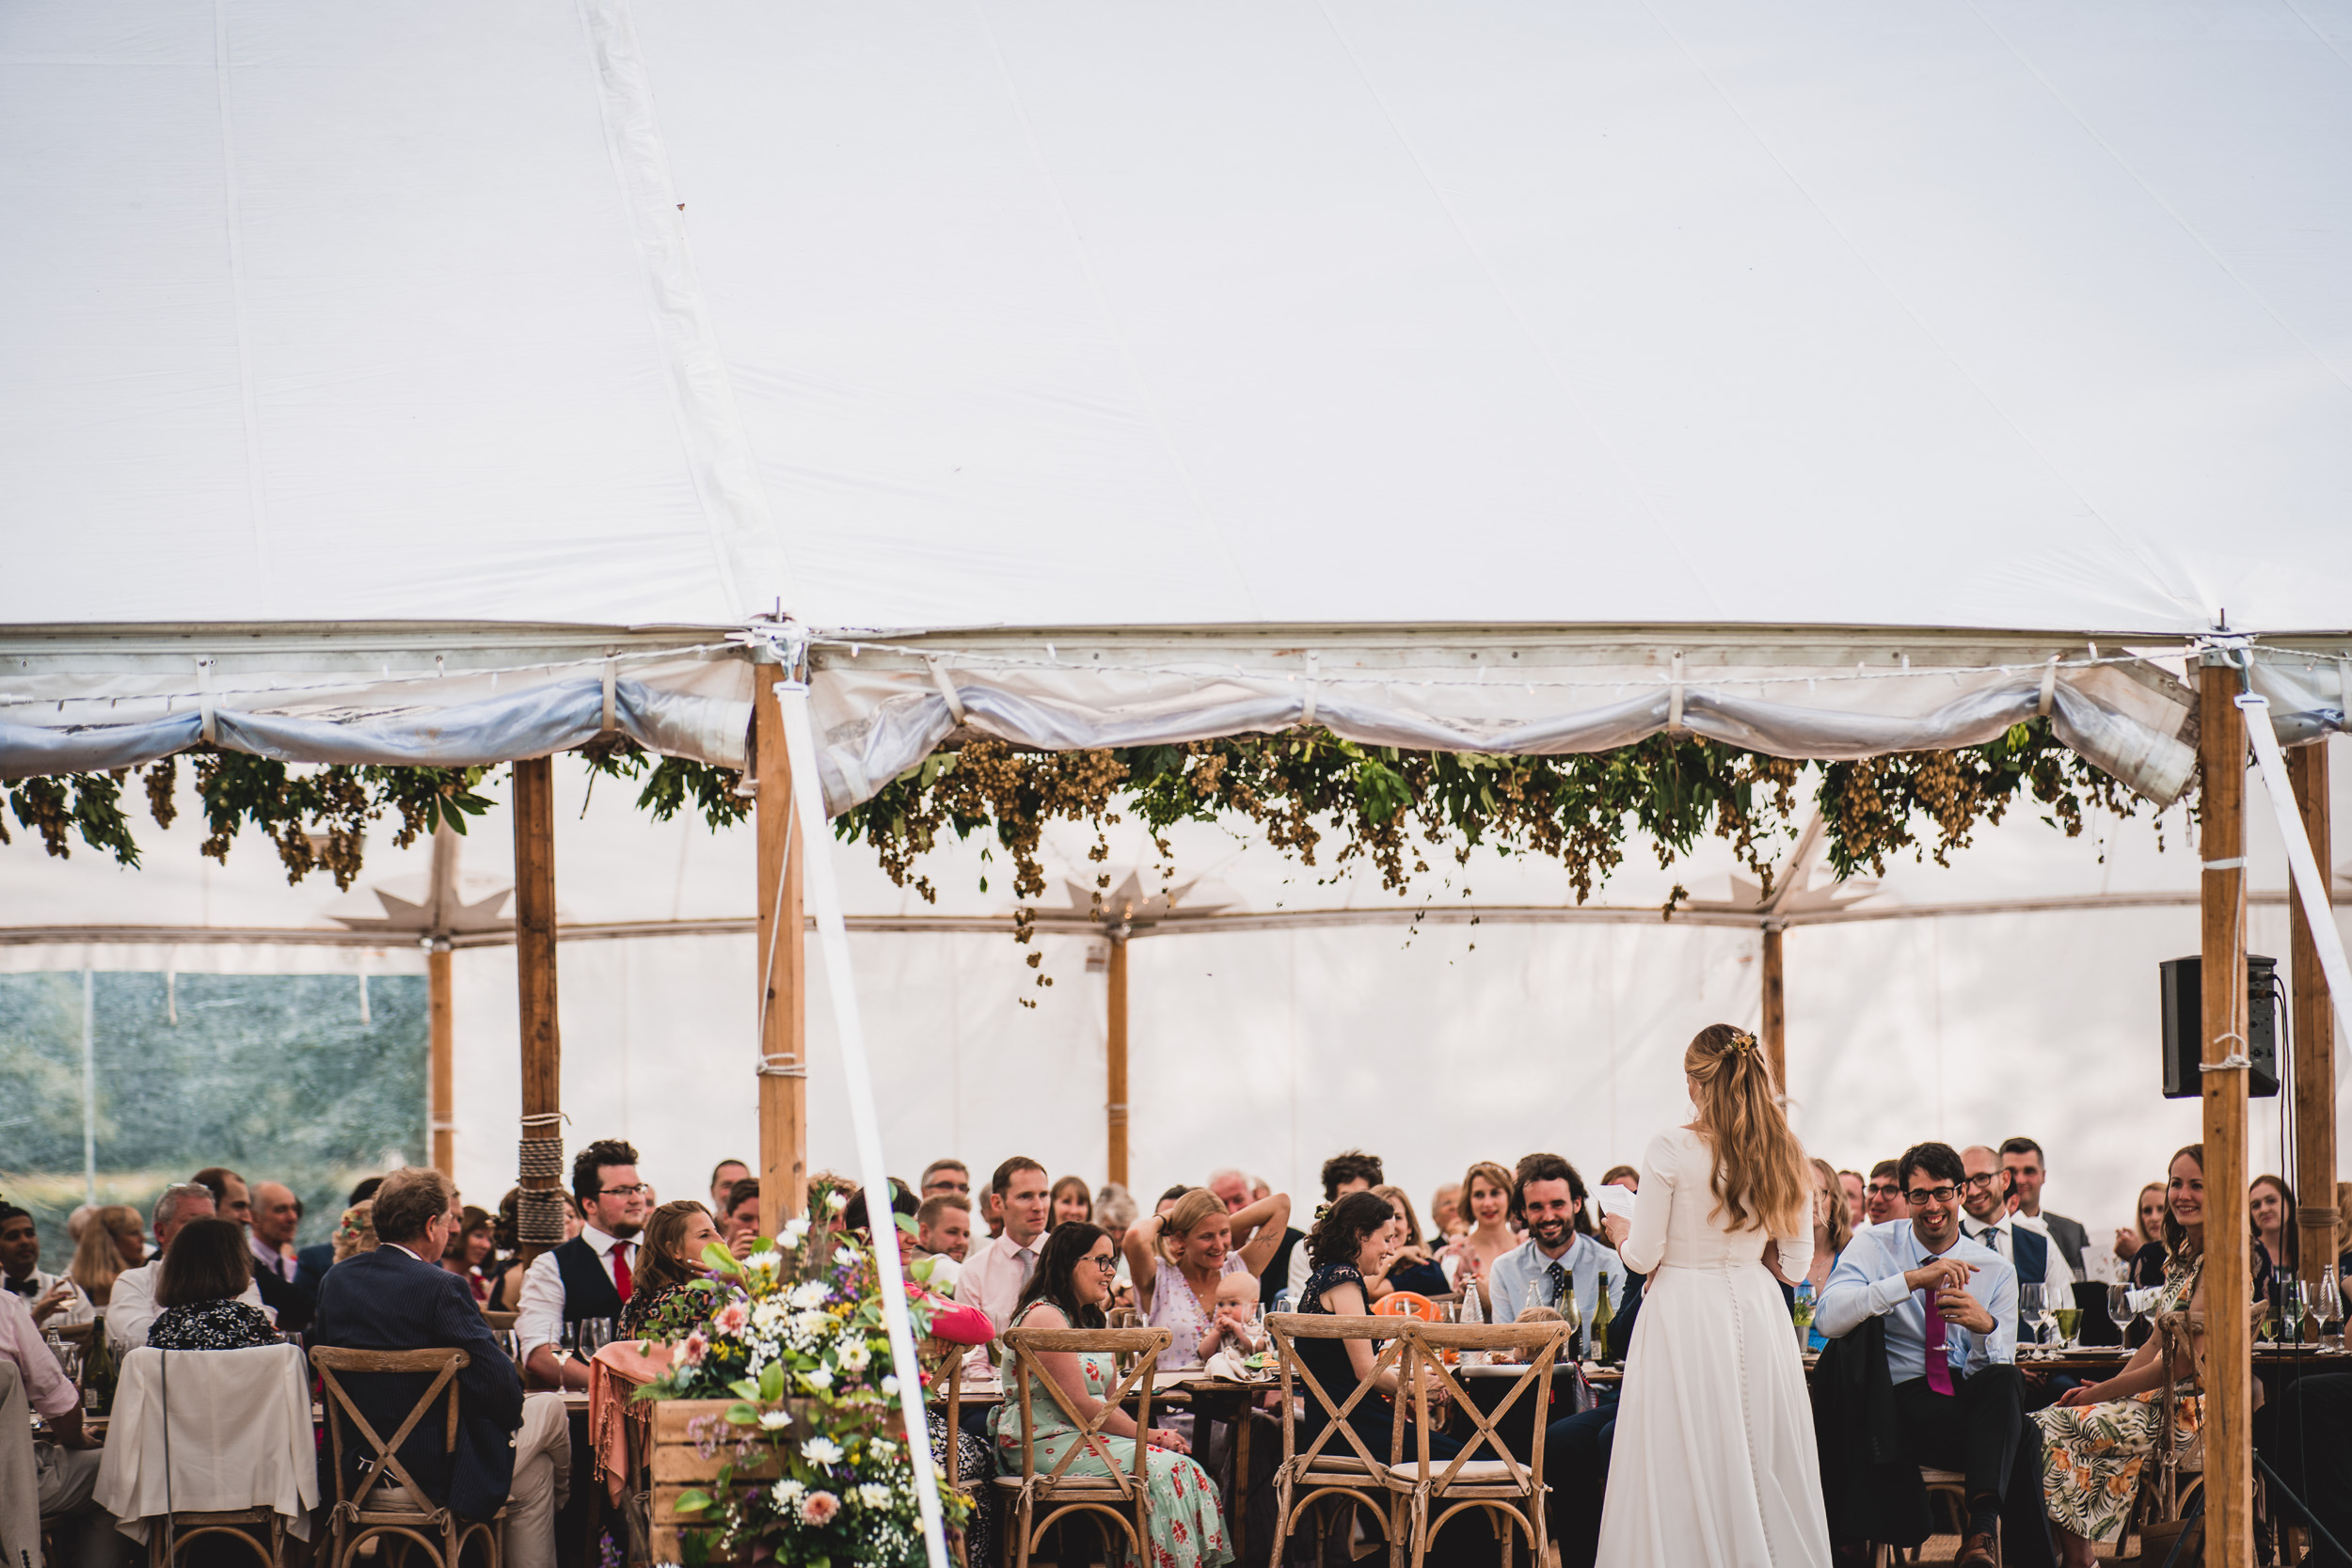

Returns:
2158,954,2280,1099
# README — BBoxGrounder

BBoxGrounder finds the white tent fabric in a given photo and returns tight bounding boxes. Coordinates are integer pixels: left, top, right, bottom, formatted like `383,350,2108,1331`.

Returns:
5,0,2352,640
3,748,2344,1263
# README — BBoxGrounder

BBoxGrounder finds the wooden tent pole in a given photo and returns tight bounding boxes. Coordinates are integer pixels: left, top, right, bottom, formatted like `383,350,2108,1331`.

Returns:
513,756,563,1268
755,685,808,1234
2288,742,2338,1282
2197,665,2253,1568
1760,922,1788,1094
1106,933,1130,1189
428,941,454,1175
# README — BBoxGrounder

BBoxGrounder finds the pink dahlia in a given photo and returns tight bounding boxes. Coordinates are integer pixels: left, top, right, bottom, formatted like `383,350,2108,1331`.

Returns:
799,1491,840,1526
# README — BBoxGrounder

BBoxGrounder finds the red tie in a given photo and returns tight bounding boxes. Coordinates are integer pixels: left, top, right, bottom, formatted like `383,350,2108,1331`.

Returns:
611,1242,633,1303
1921,1284,1954,1395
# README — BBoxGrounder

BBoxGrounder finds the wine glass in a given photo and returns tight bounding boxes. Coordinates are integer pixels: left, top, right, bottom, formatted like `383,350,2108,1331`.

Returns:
2052,1297,2081,1353
2017,1285,2048,1360
1791,1280,1817,1354
2106,1282,2133,1346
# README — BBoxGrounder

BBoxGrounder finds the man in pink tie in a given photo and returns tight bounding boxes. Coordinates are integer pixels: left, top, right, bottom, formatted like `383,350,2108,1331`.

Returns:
516,1138,650,1391
1818,1141,2048,1568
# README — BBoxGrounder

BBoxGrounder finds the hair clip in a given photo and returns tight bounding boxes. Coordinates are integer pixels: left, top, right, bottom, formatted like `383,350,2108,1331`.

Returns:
1313,1202,1332,1222
1726,1030,1758,1057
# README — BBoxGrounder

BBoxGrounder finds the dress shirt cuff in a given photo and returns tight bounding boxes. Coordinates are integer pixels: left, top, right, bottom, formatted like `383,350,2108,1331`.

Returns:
1867,1275,1913,1316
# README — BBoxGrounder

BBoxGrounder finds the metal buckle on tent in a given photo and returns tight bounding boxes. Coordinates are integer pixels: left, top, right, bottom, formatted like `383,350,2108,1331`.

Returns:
926,656,968,725
2035,655,2060,718
197,657,217,745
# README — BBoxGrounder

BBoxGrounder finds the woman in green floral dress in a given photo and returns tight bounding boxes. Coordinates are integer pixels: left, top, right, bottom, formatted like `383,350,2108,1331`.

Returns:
2030,1145,2250,1568
990,1224,1234,1568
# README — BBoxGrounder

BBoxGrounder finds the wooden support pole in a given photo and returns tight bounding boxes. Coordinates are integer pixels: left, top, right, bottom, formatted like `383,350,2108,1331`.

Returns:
513,756,563,1268
2289,741,2339,1283
2198,666,2254,1568
755,684,807,1236
428,941,454,1176
1106,934,1130,1189
1760,923,1788,1095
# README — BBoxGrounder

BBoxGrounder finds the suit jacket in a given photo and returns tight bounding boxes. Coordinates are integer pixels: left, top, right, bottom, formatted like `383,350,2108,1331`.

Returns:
294,1242,336,1302
1811,1315,1931,1547
312,1245,524,1520
254,1266,317,1334
2037,1212,2090,1276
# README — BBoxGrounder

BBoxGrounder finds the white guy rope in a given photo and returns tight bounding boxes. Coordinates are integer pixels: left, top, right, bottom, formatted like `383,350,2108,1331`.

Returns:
774,676,950,1568
2237,693,2352,1069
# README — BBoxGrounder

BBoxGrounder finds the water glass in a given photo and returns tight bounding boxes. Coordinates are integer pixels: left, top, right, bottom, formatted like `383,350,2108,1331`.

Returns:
1791,1280,1817,1353
2283,1282,2313,1347
2317,1267,2345,1351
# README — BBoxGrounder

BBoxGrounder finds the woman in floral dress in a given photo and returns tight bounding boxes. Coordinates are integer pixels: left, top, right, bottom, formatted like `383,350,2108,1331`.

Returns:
2032,1144,2252,1568
991,1223,1233,1568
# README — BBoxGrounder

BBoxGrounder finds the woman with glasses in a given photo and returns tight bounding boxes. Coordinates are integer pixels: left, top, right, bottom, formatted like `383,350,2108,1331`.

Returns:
991,1224,1232,1568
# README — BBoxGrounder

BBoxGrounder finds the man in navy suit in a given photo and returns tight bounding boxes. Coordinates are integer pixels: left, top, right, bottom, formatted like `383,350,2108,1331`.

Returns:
313,1169,569,1568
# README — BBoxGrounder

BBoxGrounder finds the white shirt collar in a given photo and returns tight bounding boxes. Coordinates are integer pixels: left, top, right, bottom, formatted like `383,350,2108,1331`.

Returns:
581,1225,630,1257
386,1243,434,1265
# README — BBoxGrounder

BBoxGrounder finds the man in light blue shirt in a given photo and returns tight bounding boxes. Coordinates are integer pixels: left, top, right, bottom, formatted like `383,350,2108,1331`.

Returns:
1486,1156,1633,1356
1818,1141,2053,1568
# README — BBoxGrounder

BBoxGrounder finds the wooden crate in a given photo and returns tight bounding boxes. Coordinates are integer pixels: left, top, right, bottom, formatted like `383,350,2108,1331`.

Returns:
647,1398,908,1563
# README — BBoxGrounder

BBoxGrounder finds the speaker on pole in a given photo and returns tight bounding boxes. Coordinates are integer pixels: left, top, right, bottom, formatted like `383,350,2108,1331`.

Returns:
2158,954,2280,1099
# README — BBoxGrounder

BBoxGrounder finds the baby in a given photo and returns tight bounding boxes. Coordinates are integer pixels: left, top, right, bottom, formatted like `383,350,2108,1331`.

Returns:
1199,1270,1267,1361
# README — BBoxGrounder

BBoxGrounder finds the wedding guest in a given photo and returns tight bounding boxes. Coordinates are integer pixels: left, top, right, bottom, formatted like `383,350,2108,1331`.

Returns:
1364,1185,1447,1301
707,1160,749,1215
1488,1155,1634,1359
1864,1160,1911,1227
1839,1169,1867,1230
441,1205,495,1305
1429,1181,1467,1239
920,1159,971,1200
1999,1137,2090,1276
619,1200,723,1338
297,1176,382,1297
191,1166,253,1228
1,1285,124,1567
1126,1185,1290,1371
516,1138,652,1391
1207,1168,1253,1213
1442,1160,1520,1313
723,1179,763,1258
2115,1182,2168,1287
1154,1184,1189,1217
108,1183,264,1350
914,1196,972,1292
314,1168,571,1568
1800,1157,1851,1350
841,1180,917,1240
1292,1192,1465,1474
3,1205,92,1326
1095,1184,1140,1300
2250,1173,2296,1304
486,1188,529,1310
1048,1175,1093,1229
333,1201,379,1263
1282,1148,1388,1299
247,1180,315,1331
69,1203,143,1307
1960,1145,2064,1340
2033,1145,2233,1568
147,1218,277,1351
1599,1165,1639,1193
1816,1143,2043,1568
990,1224,1232,1568
955,1157,1053,1386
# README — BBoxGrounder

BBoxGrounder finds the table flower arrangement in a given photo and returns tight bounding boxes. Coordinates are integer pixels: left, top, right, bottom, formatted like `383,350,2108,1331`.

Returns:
635,1212,971,1568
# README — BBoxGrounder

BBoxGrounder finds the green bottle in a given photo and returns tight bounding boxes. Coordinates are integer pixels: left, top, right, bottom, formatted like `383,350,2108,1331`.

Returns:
81,1319,119,1417
1591,1273,1615,1363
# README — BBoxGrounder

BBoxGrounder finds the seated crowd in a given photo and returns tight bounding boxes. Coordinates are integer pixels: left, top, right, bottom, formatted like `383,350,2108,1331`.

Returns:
5,1132,2348,1568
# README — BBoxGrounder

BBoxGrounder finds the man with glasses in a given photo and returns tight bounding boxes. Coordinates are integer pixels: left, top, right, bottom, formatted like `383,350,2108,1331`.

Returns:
1861,1160,1912,1229
1959,1146,2069,1326
1818,1141,2053,1568
516,1138,650,1390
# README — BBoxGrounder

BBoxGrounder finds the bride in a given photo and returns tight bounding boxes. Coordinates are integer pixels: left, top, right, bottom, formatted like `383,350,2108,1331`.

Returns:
1595,1022,1832,1566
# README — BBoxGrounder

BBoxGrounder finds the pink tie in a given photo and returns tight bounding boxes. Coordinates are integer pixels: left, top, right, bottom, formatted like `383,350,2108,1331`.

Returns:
612,1242,633,1303
1921,1284,1954,1395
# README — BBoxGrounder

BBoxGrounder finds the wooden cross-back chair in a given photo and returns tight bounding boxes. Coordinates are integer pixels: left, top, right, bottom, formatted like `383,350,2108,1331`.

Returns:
311,1346,503,1568
1400,1320,1571,1568
915,1336,975,1568
1266,1312,1413,1568
994,1324,1170,1568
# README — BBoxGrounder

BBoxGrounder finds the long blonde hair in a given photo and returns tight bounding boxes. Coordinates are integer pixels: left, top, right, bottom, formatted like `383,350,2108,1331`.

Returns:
69,1204,140,1305
1158,1187,1228,1266
1808,1156,1852,1258
1685,1022,1808,1235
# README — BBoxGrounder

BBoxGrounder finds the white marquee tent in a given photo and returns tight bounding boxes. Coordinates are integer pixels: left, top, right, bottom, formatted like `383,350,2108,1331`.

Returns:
8,4,2352,1559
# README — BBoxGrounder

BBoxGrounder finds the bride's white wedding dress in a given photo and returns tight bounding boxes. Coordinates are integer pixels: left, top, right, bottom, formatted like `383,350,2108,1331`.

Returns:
1594,1126,1832,1567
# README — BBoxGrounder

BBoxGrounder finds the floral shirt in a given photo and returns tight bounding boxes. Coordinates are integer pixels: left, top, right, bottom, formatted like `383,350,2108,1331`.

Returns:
147,1299,278,1351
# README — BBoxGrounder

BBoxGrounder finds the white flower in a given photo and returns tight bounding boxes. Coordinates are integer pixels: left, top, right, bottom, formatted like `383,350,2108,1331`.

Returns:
787,1280,830,1310
868,1435,896,1458
854,1484,891,1511
800,1436,844,1466
880,1374,899,1397
825,1189,849,1213
782,1217,813,1245
743,1249,782,1276
771,1479,806,1510
792,1310,833,1340
757,1409,792,1432
837,1340,870,1373
833,1246,859,1269
802,1366,834,1392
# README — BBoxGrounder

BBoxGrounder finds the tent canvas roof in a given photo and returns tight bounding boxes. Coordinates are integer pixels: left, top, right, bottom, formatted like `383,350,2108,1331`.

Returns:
5,0,2351,641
